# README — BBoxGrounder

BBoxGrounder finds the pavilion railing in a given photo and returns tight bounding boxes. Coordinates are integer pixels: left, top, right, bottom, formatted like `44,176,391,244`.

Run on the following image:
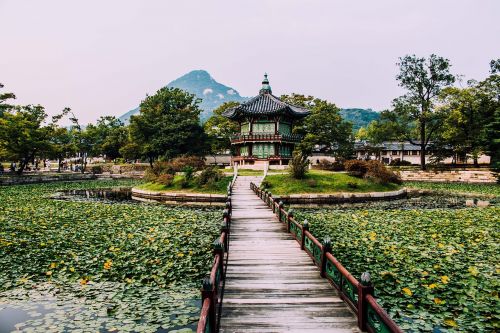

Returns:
196,175,236,333
230,133,302,143
251,182,403,333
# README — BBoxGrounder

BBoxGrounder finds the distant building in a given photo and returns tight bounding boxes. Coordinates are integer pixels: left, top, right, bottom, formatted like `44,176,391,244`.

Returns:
222,74,310,167
354,141,490,165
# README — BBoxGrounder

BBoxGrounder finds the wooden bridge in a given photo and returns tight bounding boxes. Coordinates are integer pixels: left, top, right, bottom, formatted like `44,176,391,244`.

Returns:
197,176,402,333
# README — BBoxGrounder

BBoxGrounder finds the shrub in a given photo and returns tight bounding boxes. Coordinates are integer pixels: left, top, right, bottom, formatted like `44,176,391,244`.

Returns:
365,160,402,184
156,174,174,186
90,165,103,174
179,176,190,188
260,179,272,189
171,156,205,172
317,159,345,171
288,151,309,179
182,166,194,182
389,159,412,166
151,161,175,176
344,160,368,177
196,167,223,186
144,168,158,182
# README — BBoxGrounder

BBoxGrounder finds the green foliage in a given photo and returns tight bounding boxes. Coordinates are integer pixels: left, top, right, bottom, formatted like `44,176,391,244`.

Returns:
262,170,399,195
340,108,380,132
90,165,103,174
204,102,240,155
128,87,208,165
0,180,221,331
288,150,309,179
280,94,354,158
296,206,500,332
0,82,16,116
138,174,231,194
195,167,223,186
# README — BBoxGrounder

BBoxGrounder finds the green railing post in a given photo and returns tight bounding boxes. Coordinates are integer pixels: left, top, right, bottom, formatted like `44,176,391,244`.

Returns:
278,201,284,222
320,237,332,278
301,220,309,250
358,272,374,331
287,209,294,233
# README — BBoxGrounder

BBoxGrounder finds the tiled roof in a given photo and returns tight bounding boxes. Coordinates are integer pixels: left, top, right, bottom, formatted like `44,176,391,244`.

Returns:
222,93,310,119
354,141,423,150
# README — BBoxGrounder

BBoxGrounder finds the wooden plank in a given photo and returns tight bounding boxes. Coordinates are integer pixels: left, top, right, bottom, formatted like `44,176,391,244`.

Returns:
220,176,358,333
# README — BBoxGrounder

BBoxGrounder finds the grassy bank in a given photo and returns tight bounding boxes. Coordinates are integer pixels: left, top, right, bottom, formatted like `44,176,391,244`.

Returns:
137,175,232,194
261,170,400,195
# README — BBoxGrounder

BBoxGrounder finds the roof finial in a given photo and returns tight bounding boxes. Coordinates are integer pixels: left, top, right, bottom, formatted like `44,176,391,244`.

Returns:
260,73,272,94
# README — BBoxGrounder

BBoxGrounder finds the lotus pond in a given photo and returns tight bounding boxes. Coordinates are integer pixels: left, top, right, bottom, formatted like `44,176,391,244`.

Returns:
0,180,222,333
295,192,500,332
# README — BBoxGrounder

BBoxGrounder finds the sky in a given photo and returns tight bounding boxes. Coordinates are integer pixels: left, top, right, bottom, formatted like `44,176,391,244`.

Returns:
1,0,499,124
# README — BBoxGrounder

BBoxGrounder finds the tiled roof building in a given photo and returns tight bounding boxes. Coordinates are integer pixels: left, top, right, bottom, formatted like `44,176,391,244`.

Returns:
223,74,310,167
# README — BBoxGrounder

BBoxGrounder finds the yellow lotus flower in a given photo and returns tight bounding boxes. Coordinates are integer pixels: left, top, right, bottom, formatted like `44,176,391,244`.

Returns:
468,266,479,276
434,298,443,304
49,262,57,269
428,283,437,289
441,275,449,284
46,271,52,276
177,252,184,257
103,260,112,270
369,232,376,241
444,319,458,327
69,267,75,272
402,287,412,296
80,278,88,285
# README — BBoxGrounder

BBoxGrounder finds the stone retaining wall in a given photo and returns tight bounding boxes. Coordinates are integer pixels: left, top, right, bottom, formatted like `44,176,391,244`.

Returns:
131,188,226,205
0,173,97,185
399,170,496,183
275,188,407,205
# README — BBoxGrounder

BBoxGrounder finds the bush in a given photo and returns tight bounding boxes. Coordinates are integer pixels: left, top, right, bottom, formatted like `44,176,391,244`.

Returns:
196,167,223,186
182,166,194,182
171,156,205,172
151,161,175,176
344,160,368,177
365,160,402,184
317,159,345,171
260,179,272,189
389,159,412,166
144,168,158,182
156,174,174,186
347,181,359,189
288,151,309,179
90,165,103,174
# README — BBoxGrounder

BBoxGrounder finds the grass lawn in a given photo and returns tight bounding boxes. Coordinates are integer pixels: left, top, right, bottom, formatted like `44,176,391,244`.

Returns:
262,170,400,195
136,175,232,194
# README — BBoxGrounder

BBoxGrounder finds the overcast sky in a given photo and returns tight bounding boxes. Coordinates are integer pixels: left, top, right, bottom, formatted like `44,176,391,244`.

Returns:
1,0,499,124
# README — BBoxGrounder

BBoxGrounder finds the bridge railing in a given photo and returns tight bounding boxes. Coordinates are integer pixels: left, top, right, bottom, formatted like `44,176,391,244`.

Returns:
250,182,403,333
196,178,235,333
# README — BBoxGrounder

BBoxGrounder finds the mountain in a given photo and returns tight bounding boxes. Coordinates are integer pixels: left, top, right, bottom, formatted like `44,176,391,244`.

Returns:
119,70,247,123
340,108,380,132
119,70,379,129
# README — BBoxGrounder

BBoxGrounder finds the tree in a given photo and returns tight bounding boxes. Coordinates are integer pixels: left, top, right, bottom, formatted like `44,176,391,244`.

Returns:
437,86,487,166
280,94,354,159
129,87,208,166
0,105,53,174
0,83,16,116
204,101,239,162
89,116,128,161
48,126,75,172
393,54,455,169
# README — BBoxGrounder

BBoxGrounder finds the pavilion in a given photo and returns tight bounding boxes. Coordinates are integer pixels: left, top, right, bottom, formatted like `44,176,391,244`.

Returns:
222,74,310,167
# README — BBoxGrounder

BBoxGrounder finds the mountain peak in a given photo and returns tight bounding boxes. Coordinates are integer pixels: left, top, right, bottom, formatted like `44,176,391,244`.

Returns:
119,70,247,123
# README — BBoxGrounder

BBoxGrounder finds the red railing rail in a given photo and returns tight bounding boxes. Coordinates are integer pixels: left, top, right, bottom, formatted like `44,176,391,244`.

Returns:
250,182,403,333
196,178,235,333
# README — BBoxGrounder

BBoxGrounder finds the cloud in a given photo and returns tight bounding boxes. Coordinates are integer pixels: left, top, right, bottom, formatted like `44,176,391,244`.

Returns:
227,89,235,95
203,88,213,95
217,93,225,99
